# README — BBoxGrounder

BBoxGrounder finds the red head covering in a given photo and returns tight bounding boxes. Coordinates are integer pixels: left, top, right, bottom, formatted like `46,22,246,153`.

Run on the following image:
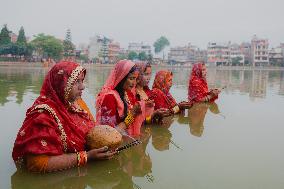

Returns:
12,61,94,167
188,62,209,102
150,70,177,110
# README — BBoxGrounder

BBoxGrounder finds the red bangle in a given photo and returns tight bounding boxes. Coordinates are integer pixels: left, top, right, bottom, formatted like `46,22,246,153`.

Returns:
77,151,87,167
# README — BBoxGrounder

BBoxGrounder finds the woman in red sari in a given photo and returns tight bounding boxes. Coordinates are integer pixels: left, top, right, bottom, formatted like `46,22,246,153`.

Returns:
95,60,144,136
150,70,192,114
188,62,220,103
12,61,116,173
134,62,170,124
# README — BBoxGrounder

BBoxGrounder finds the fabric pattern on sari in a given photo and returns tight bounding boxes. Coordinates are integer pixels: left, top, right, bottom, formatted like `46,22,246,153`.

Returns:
96,60,145,136
188,63,218,102
12,61,94,168
150,70,177,110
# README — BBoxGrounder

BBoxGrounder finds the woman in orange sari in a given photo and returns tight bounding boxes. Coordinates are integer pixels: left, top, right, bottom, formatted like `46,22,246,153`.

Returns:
150,70,192,114
12,61,116,173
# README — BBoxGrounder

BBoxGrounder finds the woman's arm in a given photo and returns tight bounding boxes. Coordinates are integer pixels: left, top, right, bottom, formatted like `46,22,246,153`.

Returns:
26,147,116,173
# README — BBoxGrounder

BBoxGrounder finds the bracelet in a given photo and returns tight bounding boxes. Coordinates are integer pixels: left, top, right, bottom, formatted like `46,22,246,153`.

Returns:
76,151,88,167
145,115,152,124
124,112,134,128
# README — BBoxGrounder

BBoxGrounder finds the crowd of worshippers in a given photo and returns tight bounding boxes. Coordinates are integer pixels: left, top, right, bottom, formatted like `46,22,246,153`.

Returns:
12,60,220,173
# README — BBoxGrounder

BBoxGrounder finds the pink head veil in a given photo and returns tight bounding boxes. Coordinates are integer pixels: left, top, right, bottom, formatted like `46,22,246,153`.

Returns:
96,60,135,122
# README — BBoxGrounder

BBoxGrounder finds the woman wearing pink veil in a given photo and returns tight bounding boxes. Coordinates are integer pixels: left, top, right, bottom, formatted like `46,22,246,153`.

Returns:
95,60,145,136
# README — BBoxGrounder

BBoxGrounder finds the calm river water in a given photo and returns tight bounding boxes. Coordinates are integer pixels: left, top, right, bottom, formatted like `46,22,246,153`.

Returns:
1,64,284,189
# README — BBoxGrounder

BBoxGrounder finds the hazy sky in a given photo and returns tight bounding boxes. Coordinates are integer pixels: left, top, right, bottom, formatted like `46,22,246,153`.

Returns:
1,0,283,49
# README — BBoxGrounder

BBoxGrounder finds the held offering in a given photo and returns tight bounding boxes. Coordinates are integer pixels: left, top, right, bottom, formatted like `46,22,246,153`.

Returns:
86,125,122,150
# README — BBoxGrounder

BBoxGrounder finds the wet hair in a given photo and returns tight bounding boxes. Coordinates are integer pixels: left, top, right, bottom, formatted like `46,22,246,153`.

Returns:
115,65,137,116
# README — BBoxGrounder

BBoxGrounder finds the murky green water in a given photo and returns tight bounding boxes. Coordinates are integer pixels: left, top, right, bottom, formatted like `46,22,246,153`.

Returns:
1,64,284,189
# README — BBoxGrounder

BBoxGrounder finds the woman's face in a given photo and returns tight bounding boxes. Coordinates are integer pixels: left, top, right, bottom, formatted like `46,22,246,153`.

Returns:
142,66,152,87
68,72,85,102
123,71,138,91
201,64,207,78
166,76,173,90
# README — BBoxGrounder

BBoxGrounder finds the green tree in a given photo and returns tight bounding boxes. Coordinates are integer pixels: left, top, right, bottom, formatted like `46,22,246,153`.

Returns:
16,26,27,45
231,56,242,66
117,53,127,60
63,29,75,57
153,36,170,61
138,51,147,61
0,24,11,45
31,33,63,60
128,51,138,60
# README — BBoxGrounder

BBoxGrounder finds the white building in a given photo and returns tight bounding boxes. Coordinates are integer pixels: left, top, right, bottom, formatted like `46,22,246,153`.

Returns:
168,43,206,65
207,42,231,66
128,42,151,56
230,43,245,65
251,35,269,67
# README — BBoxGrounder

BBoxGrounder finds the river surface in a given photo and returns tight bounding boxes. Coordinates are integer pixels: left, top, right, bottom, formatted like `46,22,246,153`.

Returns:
1,64,284,189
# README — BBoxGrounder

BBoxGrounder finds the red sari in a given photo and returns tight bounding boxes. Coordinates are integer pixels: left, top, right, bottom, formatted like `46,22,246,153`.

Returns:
12,61,94,168
150,70,177,110
188,63,218,103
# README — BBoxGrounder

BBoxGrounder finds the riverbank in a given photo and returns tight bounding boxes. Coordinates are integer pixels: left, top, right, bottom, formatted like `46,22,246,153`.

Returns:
1,61,284,70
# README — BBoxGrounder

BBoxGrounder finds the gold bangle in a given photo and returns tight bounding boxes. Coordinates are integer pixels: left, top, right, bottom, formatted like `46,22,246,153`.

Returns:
76,152,81,167
124,112,134,128
145,116,152,124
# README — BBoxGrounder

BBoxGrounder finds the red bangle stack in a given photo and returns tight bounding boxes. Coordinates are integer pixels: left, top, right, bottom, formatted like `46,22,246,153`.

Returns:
76,151,88,167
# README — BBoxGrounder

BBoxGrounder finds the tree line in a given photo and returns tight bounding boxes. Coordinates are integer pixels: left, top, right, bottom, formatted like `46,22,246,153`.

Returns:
0,25,75,61
0,24,170,63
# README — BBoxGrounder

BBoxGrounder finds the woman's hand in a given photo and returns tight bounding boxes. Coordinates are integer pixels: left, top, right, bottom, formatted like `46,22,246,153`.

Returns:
178,101,193,109
87,146,117,160
152,108,171,124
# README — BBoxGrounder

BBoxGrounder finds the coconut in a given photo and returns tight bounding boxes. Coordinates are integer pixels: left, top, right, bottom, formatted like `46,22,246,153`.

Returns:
86,125,122,150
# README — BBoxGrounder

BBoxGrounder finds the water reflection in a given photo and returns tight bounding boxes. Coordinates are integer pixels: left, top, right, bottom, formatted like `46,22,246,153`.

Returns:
150,116,174,151
178,103,220,137
11,160,131,189
0,67,45,105
1,66,284,107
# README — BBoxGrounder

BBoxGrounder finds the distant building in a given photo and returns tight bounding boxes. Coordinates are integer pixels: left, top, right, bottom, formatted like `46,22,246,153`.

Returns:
168,43,207,65
230,43,245,65
240,42,252,65
251,35,269,67
128,42,151,56
88,35,120,64
108,42,120,64
9,33,18,43
269,47,283,66
168,46,188,64
207,42,231,66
